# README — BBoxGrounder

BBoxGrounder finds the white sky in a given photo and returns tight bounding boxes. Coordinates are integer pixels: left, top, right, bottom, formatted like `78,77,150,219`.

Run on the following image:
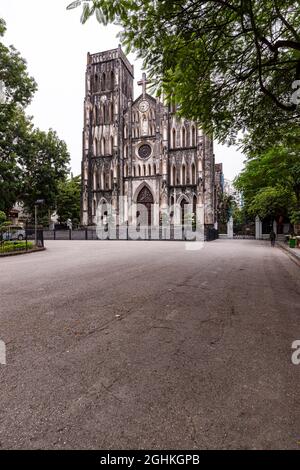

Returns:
1,0,245,180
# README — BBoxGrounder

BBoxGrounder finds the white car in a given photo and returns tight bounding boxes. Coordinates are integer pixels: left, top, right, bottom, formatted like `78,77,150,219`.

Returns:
1,225,26,241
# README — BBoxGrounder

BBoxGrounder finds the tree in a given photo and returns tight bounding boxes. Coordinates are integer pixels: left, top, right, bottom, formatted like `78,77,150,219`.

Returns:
0,107,34,214
56,175,81,227
69,0,300,143
218,193,236,225
0,19,37,107
247,186,292,220
20,129,70,223
0,18,37,215
0,210,6,226
0,18,70,221
235,133,300,222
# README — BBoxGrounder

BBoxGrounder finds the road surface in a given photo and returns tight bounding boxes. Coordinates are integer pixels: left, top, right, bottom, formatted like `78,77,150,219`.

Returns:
0,239,300,449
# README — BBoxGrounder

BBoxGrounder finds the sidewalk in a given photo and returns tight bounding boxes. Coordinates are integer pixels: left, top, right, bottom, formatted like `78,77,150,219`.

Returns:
277,241,300,266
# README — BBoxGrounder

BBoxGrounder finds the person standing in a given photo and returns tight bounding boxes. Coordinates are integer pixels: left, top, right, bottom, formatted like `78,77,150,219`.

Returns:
270,230,276,247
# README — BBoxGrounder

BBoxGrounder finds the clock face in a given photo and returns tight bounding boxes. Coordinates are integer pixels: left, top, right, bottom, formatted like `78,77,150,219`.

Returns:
138,144,152,159
139,100,149,113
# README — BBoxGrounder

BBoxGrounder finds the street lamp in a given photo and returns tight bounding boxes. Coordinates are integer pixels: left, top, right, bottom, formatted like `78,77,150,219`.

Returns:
35,199,44,246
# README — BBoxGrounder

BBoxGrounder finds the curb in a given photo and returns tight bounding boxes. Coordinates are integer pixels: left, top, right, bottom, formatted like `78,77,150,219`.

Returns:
277,243,300,267
0,247,46,258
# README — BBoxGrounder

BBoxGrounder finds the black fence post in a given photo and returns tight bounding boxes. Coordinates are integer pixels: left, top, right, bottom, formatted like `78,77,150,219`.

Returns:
25,221,28,251
54,230,56,241
69,229,72,241
85,228,88,240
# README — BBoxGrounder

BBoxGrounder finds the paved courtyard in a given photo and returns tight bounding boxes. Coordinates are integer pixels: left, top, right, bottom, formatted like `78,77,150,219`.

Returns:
0,239,300,449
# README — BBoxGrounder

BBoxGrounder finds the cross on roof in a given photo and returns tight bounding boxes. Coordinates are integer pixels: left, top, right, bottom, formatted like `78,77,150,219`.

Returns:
137,73,151,98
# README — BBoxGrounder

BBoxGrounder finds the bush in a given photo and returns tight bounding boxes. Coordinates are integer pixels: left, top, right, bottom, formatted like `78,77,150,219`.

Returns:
0,241,33,253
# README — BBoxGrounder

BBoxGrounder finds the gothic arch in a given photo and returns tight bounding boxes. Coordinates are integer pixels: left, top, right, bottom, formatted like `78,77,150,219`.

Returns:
191,162,196,184
133,181,155,204
101,137,105,155
94,137,98,156
177,194,190,205
110,70,114,90
172,128,176,148
182,127,186,147
181,164,186,185
101,72,106,91
110,136,114,154
191,125,196,147
172,165,176,186
94,74,99,92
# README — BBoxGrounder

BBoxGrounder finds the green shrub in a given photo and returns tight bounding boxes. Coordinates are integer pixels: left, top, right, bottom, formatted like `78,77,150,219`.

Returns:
0,241,34,253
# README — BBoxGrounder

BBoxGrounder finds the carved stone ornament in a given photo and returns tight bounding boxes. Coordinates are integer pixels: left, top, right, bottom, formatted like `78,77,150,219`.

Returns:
138,144,152,159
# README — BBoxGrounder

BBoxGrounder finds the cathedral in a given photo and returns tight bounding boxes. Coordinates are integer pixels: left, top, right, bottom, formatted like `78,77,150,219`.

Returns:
81,46,217,237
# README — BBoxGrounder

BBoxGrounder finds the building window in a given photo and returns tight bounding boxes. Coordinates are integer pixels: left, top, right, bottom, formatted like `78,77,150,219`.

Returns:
172,166,176,186
101,73,106,91
172,129,176,148
182,127,186,147
191,126,196,147
110,70,114,90
182,164,186,185
191,163,196,184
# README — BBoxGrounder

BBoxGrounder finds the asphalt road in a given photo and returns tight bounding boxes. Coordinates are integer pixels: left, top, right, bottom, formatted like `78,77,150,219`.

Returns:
0,239,300,450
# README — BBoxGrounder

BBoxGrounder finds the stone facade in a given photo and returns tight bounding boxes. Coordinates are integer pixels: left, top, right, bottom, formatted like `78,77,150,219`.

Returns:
81,46,216,230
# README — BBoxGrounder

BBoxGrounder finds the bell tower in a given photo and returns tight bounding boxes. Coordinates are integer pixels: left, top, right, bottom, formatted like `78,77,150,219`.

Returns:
81,46,134,226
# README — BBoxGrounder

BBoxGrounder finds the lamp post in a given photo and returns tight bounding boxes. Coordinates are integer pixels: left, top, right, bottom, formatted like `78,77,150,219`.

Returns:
35,199,44,246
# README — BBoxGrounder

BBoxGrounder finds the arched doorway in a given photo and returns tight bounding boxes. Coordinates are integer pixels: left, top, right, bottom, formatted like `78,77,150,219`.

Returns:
137,186,154,226
180,198,189,226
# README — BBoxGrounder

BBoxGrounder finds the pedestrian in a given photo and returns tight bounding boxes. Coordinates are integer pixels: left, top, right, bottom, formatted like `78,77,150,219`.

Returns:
270,230,276,247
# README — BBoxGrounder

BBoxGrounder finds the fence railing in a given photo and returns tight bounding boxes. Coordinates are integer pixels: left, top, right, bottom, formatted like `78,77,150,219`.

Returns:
0,228,44,254
43,226,219,242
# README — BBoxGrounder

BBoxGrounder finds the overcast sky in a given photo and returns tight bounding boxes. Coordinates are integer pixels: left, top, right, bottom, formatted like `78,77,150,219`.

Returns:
2,0,245,181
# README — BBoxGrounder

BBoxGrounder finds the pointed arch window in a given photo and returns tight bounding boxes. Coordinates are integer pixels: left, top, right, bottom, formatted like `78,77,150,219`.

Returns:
94,74,99,92
172,166,176,186
101,73,106,91
110,70,114,90
182,164,186,185
172,129,176,148
191,163,196,185
182,127,186,147
101,137,105,155
191,126,196,147
110,136,114,154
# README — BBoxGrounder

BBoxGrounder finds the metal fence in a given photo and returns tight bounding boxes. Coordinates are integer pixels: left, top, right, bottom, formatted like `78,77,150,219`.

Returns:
0,228,44,254
43,226,219,242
